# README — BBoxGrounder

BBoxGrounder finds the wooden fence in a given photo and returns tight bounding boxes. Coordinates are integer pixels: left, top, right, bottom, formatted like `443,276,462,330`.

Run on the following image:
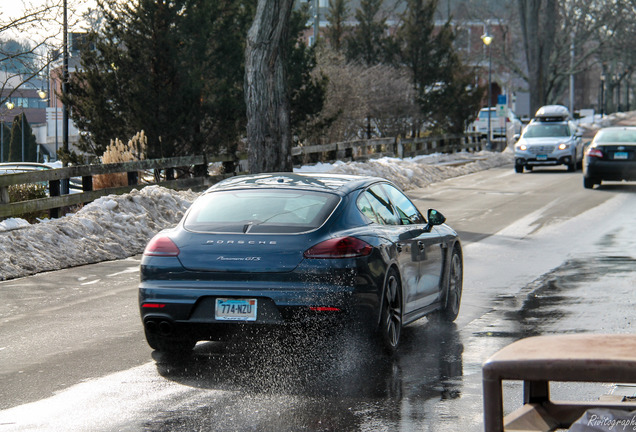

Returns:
290,132,486,166
0,155,215,219
1,132,489,219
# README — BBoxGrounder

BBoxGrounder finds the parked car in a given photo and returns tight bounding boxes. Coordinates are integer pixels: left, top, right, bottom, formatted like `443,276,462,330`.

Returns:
469,107,523,141
0,162,53,175
514,105,584,173
139,173,463,354
0,162,82,192
583,126,636,189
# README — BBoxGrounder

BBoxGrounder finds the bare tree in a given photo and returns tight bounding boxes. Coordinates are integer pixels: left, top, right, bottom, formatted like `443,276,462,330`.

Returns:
0,0,67,105
244,0,294,174
517,0,558,114
306,46,417,144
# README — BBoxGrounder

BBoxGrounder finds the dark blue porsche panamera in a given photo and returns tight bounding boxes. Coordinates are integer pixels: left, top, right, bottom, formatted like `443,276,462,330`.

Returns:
139,173,463,353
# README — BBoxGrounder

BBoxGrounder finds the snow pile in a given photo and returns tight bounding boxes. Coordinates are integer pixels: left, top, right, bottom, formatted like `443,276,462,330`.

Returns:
0,151,512,281
0,186,198,281
320,150,513,191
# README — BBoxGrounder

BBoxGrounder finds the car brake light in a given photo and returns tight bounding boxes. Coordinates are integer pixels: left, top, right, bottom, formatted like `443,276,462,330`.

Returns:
304,237,372,259
310,306,341,312
143,236,180,256
586,148,603,158
142,303,166,308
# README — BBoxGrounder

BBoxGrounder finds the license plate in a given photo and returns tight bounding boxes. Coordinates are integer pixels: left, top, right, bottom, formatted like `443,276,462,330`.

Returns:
215,298,257,321
536,155,548,161
614,152,628,160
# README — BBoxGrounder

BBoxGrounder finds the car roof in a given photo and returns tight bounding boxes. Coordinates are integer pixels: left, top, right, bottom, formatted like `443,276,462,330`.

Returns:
205,172,387,195
533,105,571,122
593,126,636,143
0,162,52,174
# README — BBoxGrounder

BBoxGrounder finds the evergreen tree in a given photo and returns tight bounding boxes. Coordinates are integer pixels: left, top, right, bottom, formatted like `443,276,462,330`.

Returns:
287,5,328,140
325,0,349,52
345,0,390,66
8,114,38,162
396,0,483,133
1,122,10,162
63,0,255,159
0,39,38,74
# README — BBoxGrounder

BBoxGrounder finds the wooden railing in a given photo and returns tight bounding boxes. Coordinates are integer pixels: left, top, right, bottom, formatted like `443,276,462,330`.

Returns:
1,132,489,219
0,155,214,219
290,133,486,166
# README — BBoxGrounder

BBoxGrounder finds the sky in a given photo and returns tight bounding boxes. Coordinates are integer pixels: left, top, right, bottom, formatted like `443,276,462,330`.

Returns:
0,0,95,43
0,150,515,281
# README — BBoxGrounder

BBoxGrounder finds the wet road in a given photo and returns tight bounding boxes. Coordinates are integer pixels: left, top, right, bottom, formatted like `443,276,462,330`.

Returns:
1,166,635,431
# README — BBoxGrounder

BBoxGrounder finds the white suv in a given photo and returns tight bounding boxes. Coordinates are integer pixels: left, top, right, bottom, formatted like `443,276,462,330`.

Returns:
513,105,584,173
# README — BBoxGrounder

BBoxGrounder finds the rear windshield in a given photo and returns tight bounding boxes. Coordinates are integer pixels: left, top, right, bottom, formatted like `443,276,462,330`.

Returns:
594,129,636,144
523,123,570,138
479,110,497,119
183,188,340,234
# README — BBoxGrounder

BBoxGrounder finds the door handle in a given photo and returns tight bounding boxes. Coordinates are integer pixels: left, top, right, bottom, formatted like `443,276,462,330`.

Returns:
396,243,404,253
417,241,425,251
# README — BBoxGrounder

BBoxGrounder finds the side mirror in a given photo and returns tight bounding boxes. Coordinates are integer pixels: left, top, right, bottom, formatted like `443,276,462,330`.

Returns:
513,134,520,142
424,209,446,232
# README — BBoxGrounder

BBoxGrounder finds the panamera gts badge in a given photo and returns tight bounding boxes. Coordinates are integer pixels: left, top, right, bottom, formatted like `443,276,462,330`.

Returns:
216,256,262,261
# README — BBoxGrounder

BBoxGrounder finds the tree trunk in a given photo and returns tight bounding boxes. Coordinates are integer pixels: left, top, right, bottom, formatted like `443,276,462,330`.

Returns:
244,0,294,173
518,0,557,115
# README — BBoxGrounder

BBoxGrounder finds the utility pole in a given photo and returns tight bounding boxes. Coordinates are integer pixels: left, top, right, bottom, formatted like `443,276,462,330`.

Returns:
62,0,69,193
569,33,574,114
313,0,319,45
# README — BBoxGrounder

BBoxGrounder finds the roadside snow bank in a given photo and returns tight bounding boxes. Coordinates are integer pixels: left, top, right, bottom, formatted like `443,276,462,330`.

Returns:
321,150,513,191
0,186,198,281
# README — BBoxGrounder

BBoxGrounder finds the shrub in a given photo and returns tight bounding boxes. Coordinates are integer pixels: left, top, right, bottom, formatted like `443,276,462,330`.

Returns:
7,183,48,223
94,131,147,190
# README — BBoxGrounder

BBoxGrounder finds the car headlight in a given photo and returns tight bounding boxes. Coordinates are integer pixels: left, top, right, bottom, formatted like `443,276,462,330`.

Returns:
558,143,570,150
517,144,527,151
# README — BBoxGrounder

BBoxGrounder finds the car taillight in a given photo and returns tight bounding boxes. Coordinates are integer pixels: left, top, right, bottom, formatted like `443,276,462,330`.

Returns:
586,148,604,158
304,237,372,259
143,236,180,256
142,303,166,308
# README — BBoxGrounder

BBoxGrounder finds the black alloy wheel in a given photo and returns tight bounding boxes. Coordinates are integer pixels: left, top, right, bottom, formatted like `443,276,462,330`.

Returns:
379,269,403,353
438,247,463,322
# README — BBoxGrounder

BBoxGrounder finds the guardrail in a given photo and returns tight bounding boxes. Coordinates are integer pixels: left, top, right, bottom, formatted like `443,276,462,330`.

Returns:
0,155,213,219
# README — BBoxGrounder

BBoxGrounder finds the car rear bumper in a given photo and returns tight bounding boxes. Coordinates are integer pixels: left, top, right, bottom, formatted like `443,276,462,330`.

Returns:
139,281,379,330
584,158,636,181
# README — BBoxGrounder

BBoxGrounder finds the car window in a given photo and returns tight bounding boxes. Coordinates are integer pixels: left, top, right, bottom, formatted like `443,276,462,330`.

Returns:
357,194,380,224
381,184,424,225
595,129,636,143
184,189,340,233
479,109,497,119
523,123,570,138
357,185,400,225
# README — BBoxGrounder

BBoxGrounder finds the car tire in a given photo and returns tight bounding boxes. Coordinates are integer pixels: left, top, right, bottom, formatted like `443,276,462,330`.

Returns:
514,164,524,173
436,246,463,322
567,153,577,172
145,328,196,354
583,177,596,189
378,269,403,353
